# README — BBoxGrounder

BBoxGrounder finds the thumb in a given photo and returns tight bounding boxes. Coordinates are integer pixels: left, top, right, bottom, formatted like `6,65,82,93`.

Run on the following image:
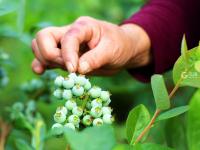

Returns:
78,44,110,74
32,58,45,74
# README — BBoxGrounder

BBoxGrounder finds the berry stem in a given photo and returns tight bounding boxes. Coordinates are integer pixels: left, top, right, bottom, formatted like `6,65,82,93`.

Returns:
81,94,89,110
134,77,183,144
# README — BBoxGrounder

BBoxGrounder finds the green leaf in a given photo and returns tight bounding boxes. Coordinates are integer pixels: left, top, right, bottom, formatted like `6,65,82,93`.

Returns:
125,104,150,145
133,143,174,150
181,34,188,65
17,0,25,34
151,75,170,110
64,125,116,150
156,106,189,122
187,89,200,150
0,3,17,16
113,144,133,150
165,117,188,150
15,139,33,150
14,113,34,132
5,129,30,150
173,46,200,88
31,118,46,150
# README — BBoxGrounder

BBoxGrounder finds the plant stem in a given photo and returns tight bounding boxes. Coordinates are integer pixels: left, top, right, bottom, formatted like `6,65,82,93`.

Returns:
134,78,183,144
66,144,70,150
169,78,183,99
0,118,11,150
133,109,160,144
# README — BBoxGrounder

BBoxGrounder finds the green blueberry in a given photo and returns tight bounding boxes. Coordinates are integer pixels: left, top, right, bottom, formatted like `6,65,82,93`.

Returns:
68,73,77,80
53,89,63,99
89,87,101,98
63,77,74,89
72,85,84,96
75,75,87,86
82,115,92,126
54,111,66,123
51,123,63,135
12,102,24,112
54,76,64,87
64,123,75,130
65,100,77,110
84,79,92,90
26,100,36,111
56,106,68,115
30,79,44,89
103,98,111,106
86,101,92,109
62,89,72,100
72,106,83,116
90,106,102,118
102,114,113,124
102,107,112,115
91,98,102,108
68,115,80,125
93,118,103,126
100,91,110,102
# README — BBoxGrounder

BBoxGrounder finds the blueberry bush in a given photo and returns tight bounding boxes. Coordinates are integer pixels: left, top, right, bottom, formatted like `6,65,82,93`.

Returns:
1,0,200,150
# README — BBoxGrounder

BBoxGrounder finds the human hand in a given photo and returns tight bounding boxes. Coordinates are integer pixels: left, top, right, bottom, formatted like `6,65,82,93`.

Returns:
31,16,151,75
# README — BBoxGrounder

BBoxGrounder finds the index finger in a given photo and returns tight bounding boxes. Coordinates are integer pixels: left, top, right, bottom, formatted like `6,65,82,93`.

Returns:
61,17,96,72
36,26,70,65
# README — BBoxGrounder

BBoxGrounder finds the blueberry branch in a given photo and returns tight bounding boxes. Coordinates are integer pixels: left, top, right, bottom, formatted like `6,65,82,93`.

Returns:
134,77,183,144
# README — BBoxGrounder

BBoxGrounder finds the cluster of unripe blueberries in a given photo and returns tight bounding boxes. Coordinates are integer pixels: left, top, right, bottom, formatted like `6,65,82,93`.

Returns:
51,73,114,135
10,100,37,124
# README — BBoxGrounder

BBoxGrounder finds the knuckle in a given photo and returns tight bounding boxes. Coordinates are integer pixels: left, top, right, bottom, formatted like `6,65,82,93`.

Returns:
67,26,80,36
76,16,92,24
89,55,100,69
36,26,55,38
36,30,44,39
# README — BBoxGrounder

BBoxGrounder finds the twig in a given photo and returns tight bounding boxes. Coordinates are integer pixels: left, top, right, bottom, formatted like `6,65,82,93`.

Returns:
169,78,183,99
0,118,11,150
66,144,70,150
134,77,183,144
133,110,160,144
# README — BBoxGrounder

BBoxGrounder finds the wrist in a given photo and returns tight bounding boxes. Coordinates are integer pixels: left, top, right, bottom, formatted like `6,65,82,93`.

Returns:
120,24,151,68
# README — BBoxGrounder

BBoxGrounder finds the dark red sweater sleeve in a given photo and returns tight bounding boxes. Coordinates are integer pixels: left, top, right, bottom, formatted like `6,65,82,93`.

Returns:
123,0,200,82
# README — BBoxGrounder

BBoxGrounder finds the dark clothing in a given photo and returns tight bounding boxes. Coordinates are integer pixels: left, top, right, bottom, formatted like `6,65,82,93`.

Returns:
124,0,200,82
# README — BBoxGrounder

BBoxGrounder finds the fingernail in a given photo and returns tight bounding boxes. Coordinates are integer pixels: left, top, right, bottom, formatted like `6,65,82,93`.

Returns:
79,61,90,73
34,66,43,74
67,62,75,72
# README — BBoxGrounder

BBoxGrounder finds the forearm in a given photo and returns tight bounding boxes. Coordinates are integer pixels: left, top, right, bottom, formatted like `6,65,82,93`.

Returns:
120,24,151,68
123,0,192,82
